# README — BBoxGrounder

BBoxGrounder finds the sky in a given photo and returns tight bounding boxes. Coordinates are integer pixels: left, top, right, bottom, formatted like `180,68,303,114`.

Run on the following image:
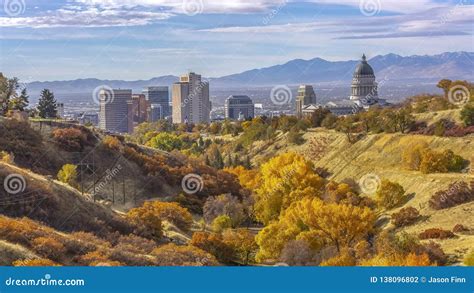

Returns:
0,0,473,82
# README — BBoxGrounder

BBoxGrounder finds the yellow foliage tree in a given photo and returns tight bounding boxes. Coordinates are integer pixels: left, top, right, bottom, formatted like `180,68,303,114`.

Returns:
255,198,376,262
376,180,406,209
57,164,77,187
254,152,325,224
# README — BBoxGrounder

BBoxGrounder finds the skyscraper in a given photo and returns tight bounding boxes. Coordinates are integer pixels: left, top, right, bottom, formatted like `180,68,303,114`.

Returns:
99,89,131,133
296,85,317,118
131,93,149,123
225,95,254,120
143,87,170,119
172,72,211,124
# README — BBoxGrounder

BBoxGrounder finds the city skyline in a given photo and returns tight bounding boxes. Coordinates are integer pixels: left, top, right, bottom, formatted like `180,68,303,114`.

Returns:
0,0,472,82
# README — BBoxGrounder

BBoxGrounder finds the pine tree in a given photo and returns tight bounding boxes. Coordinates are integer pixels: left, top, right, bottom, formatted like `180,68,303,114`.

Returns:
37,89,57,118
10,88,29,111
243,156,252,170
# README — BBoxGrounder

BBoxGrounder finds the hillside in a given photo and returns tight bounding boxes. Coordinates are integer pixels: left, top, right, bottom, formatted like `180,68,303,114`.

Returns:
248,125,474,261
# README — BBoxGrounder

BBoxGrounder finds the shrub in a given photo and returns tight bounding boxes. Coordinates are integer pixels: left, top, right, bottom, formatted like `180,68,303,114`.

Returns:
146,132,183,152
419,228,455,240
460,103,474,126
190,232,234,264
114,234,157,255
391,207,420,227
77,249,111,266
152,244,219,266
404,253,432,266
31,237,66,261
429,181,473,210
13,259,60,266
420,149,466,173
418,241,448,266
127,203,163,240
376,180,406,209
464,251,474,266
52,128,87,151
203,194,246,227
147,201,193,232
320,249,356,266
102,136,122,151
109,247,156,266
211,215,232,233
279,240,318,266
453,224,469,233
223,229,258,265
57,164,77,187
402,142,428,170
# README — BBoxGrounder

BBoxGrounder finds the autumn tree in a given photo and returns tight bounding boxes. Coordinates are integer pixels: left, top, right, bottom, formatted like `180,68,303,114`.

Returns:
255,198,376,261
254,152,325,224
437,79,452,96
190,232,234,264
137,201,193,232
402,141,429,170
375,180,406,209
57,164,78,187
203,194,246,227
146,132,183,152
127,202,163,240
221,229,257,265
211,215,232,233
152,244,218,266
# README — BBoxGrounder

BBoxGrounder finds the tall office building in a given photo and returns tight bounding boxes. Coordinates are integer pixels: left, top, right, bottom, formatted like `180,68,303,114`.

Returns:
172,72,211,124
296,85,317,118
131,94,149,123
225,95,254,120
143,87,170,119
99,89,131,133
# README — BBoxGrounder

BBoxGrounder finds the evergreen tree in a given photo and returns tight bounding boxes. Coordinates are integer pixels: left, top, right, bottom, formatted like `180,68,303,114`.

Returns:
243,156,252,170
37,89,57,118
10,88,29,111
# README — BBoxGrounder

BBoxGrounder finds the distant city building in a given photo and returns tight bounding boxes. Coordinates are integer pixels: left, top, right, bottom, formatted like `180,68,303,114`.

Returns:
57,103,65,118
132,94,149,123
79,113,99,126
143,87,170,119
99,89,131,133
149,104,163,122
224,95,255,120
172,72,211,124
296,85,317,118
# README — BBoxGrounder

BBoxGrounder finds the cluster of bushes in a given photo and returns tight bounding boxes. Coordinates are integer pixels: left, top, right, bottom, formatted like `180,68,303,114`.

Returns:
419,228,456,240
429,181,473,210
52,128,89,152
391,207,420,227
402,143,467,174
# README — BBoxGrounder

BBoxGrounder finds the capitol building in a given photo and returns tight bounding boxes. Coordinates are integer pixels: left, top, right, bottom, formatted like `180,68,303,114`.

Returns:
299,54,387,117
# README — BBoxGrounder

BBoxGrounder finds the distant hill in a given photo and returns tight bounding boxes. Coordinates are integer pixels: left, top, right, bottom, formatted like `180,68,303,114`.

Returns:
25,52,473,96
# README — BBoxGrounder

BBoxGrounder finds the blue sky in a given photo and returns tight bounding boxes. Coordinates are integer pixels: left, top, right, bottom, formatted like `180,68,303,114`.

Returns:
0,0,473,81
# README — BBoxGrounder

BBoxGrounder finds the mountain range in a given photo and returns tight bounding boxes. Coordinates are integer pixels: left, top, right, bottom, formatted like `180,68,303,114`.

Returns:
26,52,473,96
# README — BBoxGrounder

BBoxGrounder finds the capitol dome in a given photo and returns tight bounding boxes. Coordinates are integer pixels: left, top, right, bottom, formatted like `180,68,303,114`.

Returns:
354,54,374,76
350,54,378,107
